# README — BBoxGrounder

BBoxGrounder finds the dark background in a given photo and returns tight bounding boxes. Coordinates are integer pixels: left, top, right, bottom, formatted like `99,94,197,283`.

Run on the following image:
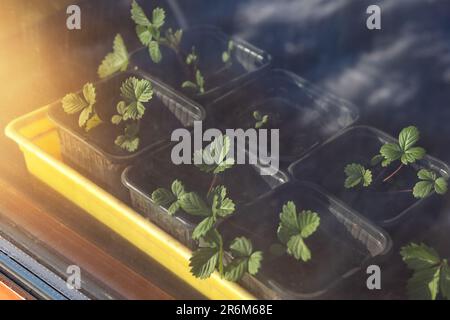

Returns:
1,0,450,299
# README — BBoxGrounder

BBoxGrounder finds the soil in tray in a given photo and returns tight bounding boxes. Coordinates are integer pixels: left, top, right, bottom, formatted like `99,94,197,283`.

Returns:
291,128,424,224
132,41,246,98
219,186,368,295
129,147,282,226
219,97,325,159
49,73,186,157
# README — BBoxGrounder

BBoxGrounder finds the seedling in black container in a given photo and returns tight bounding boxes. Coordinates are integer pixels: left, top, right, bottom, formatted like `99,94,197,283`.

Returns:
344,126,448,199
277,201,320,262
111,76,153,152
400,242,450,300
62,82,103,132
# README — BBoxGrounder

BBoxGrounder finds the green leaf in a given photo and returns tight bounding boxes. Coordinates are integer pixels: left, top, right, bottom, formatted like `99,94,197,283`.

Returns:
413,169,448,198
229,237,253,258
181,81,198,90
440,261,450,300
179,192,211,217
152,7,165,28
298,210,320,238
171,180,186,199
224,237,263,281
192,216,216,240
402,147,426,165
136,25,152,46
253,111,262,121
148,40,162,63
370,154,384,166
115,123,140,152
98,34,129,78
248,251,263,275
222,52,230,63
400,243,441,270
380,143,403,163
194,135,235,174
413,181,434,199
196,70,205,93
279,201,298,231
111,115,123,125
78,105,93,127
189,247,219,279
115,134,139,152
151,188,176,208
407,266,441,300
84,113,103,132
62,93,88,114
399,126,420,151
287,235,311,262
131,0,151,26
435,177,448,195
119,77,153,120
224,258,247,282
211,186,235,218
344,163,372,188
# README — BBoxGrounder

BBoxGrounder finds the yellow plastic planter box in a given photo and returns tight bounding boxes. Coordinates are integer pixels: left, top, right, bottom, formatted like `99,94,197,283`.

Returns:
5,106,255,300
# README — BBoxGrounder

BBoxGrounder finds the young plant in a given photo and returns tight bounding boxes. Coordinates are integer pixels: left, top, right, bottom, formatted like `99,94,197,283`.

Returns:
222,40,235,64
182,47,205,94
344,163,372,189
413,169,448,199
97,34,129,79
179,185,235,240
224,237,263,282
131,0,167,63
400,243,450,300
62,82,103,132
151,180,187,215
253,111,269,129
111,76,153,152
277,201,320,262
373,126,426,182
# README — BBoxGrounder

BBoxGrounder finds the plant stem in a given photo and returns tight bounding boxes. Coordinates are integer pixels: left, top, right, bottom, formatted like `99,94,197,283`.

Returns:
208,174,219,194
383,164,404,183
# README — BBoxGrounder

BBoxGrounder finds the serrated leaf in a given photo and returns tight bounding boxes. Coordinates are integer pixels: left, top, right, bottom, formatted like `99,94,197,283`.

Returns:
136,25,152,46
148,40,162,63
224,258,247,282
400,243,441,270
85,113,102,132
229,237,253,258
380,143,403,163
279,201,298,231
189,247,219,279
62,93,89,114
413,181,434,199
78,105,93,127
407,266,441,300
402,147,425,165
399,126,420,151
115,134,139,152
171,180,186,198
440,261,450,300
179,192,211,217
152,7,165,28
211,186,235,218
435,177,448,195
298,211,320,238
131,0,151,26
417,169,436,181
344,163,372,188
151,188,176,208
192,216,216,240
98,34,129,78
248,251,263,275
287,235,311,262
119,77,153,120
